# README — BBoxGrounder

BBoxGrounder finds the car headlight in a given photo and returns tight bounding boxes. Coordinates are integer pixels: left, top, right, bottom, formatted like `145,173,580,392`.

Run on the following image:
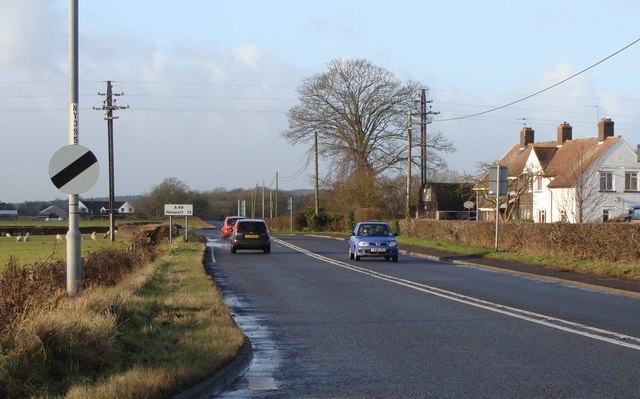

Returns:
358,241,368,247
388,241,397,247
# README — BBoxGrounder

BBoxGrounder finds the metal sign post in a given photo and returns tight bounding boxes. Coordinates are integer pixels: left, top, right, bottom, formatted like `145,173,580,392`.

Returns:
489,165,508,251
289,197,293,232
164,204,193,243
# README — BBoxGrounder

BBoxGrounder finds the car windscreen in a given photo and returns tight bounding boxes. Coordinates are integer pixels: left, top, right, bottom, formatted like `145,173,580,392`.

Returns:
237,221,267,233
358,224,392,236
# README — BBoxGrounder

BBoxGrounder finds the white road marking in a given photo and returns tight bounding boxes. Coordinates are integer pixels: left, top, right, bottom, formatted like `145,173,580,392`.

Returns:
274,238,640,351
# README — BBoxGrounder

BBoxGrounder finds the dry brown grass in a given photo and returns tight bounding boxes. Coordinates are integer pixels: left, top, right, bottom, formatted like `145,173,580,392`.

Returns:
0,226,244,398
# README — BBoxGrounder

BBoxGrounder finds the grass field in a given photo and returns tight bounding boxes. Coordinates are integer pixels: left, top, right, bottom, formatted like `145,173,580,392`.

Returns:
0,218,214,273
0,233,130,271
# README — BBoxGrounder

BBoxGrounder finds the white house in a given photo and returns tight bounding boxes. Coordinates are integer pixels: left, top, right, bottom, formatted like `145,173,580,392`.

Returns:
493,119,640,223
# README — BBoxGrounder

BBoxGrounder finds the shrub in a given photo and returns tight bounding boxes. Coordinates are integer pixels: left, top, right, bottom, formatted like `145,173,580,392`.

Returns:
354,207,382,222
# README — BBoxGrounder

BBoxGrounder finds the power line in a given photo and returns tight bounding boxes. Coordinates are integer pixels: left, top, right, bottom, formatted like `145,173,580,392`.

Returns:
437,37,640,122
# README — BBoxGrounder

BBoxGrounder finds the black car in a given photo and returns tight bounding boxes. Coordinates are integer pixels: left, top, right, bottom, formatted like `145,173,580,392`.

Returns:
230,219,271,254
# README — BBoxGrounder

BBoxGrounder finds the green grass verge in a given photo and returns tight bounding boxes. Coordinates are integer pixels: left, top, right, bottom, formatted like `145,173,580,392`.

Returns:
0,238,245,398
397,236,640,281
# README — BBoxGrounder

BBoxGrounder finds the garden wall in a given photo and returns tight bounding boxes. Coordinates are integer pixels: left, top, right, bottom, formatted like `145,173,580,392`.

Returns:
399,219,640,264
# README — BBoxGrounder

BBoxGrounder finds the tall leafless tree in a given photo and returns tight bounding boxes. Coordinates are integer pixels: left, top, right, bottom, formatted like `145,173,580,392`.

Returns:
283,58,453,182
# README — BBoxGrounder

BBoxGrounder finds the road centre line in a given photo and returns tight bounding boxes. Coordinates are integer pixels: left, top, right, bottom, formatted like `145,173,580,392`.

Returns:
274,238,640,352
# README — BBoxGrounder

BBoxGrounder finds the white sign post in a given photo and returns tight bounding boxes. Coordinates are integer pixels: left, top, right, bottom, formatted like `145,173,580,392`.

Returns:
164,204,193,243
49,143,99,296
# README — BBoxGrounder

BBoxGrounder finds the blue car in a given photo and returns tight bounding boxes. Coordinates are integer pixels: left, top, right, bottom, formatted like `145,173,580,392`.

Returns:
348,221,398,262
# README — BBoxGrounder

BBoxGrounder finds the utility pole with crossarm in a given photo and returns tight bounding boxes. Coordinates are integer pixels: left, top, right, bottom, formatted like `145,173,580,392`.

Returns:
95,81,128,241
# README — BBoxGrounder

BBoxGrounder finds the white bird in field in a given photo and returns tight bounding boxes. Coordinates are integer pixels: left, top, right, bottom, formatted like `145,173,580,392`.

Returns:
16,235,23,242
5,233,10,238
56,234,64,242
91,231,97,240
24,232,30,242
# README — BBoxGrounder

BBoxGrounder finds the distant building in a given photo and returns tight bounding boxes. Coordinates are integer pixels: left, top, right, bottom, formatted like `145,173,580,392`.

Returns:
0,210,19,219
423,182,475,220
38,205,68,220
78,200,135,217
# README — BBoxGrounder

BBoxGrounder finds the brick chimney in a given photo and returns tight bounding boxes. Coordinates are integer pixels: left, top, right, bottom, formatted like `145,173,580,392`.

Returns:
557,122,572,143
520,127,534,148
598,118,614,141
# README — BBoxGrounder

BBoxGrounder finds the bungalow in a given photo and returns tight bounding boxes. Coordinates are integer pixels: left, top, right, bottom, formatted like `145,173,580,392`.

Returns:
79,200,135,217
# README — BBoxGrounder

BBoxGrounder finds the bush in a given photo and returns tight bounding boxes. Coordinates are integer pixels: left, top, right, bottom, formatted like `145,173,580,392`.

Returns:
345,209,355,232
304,207,330,231
354,208,382,223
0,225,166,336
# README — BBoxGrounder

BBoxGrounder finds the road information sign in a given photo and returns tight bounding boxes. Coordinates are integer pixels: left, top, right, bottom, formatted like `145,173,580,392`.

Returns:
164,204,193,216
49,144,99,194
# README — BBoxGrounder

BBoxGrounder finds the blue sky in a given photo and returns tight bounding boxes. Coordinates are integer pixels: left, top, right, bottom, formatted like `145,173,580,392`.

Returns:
1,0,640,203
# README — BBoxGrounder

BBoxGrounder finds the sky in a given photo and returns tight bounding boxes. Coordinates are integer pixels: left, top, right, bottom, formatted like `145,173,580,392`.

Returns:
2,0,640,203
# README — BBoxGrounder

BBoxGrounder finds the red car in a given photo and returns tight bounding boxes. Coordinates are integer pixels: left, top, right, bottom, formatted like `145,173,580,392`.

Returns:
221,216,244,239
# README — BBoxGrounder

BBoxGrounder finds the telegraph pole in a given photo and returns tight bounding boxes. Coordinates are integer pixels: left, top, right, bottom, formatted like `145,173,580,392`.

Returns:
96,81,127,241
275,172,279,219
314,131,319,216
406,111,412,219
418,89,439,217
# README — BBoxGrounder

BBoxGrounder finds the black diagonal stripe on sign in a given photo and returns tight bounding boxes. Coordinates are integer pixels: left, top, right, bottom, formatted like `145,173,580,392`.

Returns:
51,151,98,189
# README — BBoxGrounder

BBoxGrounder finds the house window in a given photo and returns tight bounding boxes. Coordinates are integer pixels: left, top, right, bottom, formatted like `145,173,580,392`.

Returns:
602,209,610,222
625,172,638,191
535,177,543,192
538,209,546,223
599,171,613,191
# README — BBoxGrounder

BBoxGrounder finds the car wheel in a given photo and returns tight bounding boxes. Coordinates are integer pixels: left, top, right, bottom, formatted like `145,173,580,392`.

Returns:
385,256,390,261
264,245,271,254
230,246,236,254
355,254,360,261
349,247,354,260
392,255,398,262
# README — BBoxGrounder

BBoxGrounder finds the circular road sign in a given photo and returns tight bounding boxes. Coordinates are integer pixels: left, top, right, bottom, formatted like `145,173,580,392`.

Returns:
49,145,99,194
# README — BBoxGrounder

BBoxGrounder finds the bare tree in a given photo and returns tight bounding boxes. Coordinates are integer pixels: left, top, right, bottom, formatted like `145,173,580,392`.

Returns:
474,162,540,221
283,58,452,181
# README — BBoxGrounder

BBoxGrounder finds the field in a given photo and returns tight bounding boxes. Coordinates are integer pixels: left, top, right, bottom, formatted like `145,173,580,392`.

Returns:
0,220,141,272
0,218,213,273
0,233,129,271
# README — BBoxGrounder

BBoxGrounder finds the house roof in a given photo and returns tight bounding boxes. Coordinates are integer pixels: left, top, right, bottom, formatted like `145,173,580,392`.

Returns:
498,141,558,177
38,205,66,215
546,137,619,188
497,136,620,188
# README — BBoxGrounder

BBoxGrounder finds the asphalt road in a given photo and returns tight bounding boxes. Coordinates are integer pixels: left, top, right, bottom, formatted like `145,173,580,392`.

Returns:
199,229,640,398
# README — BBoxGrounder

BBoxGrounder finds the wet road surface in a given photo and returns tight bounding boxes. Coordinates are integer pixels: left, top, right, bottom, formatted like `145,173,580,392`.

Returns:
201,231,640,398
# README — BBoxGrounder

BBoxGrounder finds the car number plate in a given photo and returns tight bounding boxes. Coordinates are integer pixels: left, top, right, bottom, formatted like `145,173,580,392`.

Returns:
371,247,385,252
245,234,259,239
